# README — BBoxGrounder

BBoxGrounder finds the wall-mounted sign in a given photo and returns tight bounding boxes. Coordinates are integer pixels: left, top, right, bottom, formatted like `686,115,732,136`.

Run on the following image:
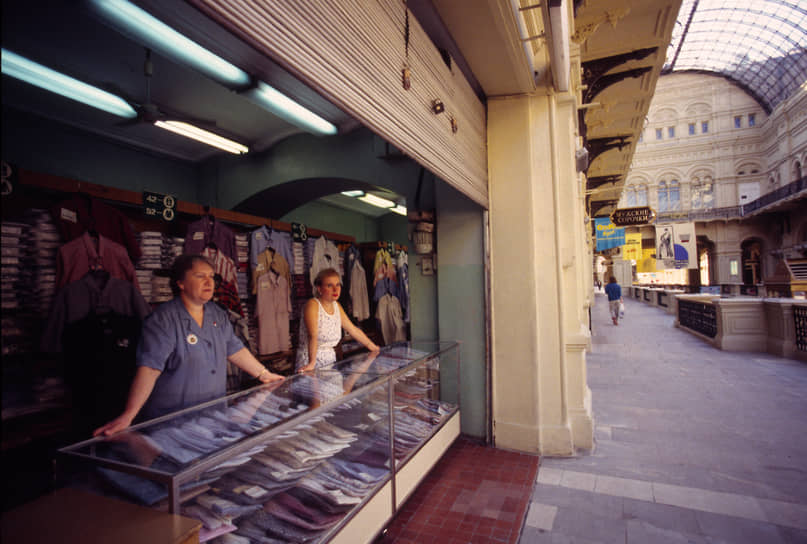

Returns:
610,206,655,226
143,191,176,222
291,222,308,242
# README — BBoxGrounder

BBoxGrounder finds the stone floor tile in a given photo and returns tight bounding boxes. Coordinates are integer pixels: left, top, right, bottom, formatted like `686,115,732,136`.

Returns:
757,498,807,530
694,509,788,544
621,498,701,535
652,482,767,521
524,502,558,531
625,519,711,544
536,467,563,486
550,508,627,543
594,474,653,502
559,471,596,492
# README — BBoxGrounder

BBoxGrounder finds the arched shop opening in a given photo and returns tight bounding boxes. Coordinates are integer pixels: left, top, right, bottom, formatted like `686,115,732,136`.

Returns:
1,0,489,522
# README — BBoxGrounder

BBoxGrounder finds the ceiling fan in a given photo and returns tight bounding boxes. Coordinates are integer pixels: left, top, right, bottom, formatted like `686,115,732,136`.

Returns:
110,48,247,154
114,48,211,127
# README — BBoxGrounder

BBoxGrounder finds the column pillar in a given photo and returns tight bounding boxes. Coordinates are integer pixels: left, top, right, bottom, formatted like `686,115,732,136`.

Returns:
489,92,592,455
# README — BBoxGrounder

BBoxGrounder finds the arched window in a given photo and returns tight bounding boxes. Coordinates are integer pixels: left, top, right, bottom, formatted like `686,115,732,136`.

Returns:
625,186,636,206
658,181,668,212
636,185,648,206
691,180,714,209
669,180,680,211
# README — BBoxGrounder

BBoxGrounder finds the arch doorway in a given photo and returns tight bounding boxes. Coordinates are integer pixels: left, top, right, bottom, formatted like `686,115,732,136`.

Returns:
741,238,764,286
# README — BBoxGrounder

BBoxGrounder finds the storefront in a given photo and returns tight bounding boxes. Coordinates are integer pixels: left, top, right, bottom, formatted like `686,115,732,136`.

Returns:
1,0,489,539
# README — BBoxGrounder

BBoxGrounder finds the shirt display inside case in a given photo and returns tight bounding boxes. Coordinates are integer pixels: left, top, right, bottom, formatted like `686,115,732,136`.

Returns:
58,341,460,543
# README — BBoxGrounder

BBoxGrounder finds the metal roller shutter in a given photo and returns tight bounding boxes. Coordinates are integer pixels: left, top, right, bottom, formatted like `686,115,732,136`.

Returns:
187,0,489,207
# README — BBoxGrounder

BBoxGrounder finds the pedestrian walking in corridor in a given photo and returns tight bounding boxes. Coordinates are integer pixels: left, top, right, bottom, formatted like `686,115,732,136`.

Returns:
604,276,623,325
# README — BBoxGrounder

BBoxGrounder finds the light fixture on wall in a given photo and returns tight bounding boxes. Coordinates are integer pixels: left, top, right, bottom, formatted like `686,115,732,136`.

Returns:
390,204,407,216
431,99,445,114
341,190,365,197
89,0,338,136
1,48,137,119
358,193,396,209
154,121,248,154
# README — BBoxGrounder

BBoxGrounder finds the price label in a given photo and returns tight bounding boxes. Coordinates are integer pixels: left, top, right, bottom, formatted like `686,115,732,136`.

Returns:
143,191,176,222
292,222,308,242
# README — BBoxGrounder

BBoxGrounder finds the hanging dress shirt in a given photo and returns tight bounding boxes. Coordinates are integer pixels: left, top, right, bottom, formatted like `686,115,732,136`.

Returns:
51,194,141,262
309,236,341,289
201,247,243,317
256,270,291,355
56,232,139,291
250,226,294,277
350,259,370,321
184,216,238,265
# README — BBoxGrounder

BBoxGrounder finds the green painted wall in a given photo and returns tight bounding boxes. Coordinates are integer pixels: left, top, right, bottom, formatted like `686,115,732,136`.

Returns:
210,129,436,212
435,181,487,439
280,201,380,242
1,108,201,201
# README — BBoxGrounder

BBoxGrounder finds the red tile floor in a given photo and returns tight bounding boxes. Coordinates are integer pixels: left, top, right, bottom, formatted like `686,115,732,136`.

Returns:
375,436,540,544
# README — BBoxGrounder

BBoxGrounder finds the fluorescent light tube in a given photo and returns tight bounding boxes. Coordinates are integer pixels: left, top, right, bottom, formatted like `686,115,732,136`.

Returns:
341,190,365,197
358,194,396,209
89,0,250,87
244,81,338,135
154,120,248,154
390,205,407,216
1,48,137,119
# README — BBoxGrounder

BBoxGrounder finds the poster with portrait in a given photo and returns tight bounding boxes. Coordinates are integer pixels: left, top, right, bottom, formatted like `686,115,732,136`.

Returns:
655,223,697,269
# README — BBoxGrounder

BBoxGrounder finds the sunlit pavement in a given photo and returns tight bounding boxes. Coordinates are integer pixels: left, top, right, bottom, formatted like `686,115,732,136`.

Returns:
520,294,807,544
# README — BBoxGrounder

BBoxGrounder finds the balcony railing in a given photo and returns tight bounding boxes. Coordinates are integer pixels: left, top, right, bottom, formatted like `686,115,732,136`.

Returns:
644,177,805,223
742,176,807,215
678,299,717,338
796,305,807,353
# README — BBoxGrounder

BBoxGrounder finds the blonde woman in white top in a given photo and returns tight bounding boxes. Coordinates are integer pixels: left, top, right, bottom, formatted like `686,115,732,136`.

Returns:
296,268,379,372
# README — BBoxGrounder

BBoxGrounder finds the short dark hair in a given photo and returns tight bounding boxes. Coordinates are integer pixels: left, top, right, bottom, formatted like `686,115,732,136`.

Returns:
170,254,214,296
609,276,617,284
313,268,340,287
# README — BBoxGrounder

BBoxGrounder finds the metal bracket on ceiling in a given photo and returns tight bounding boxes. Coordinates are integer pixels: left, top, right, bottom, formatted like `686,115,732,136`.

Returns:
586,175,622,190
581,47,657,91
586,136,631,165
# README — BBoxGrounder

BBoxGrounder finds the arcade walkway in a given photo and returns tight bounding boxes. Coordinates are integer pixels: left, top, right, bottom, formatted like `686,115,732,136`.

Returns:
519,293,807,543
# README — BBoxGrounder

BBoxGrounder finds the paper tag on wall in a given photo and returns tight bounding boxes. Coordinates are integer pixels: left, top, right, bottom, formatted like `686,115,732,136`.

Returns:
193,231,204,241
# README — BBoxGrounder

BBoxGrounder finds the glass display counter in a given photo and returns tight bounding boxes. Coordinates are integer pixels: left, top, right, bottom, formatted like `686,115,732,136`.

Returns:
58,341,460,544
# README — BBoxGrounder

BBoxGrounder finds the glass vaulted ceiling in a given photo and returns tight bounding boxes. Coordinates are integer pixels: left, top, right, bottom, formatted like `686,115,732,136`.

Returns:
663,0,807,113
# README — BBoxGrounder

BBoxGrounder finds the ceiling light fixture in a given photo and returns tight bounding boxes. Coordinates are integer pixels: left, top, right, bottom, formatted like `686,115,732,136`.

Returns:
341,190,365,197
90,0,338,136
243,82,338,135
390,205,407,216
1,48,137,119
88,0,250,87
358,194,396,209
154,120,248,154
431,99,445,114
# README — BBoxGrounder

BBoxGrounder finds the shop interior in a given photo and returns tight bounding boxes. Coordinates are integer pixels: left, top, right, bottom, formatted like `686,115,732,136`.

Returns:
1,0,475,524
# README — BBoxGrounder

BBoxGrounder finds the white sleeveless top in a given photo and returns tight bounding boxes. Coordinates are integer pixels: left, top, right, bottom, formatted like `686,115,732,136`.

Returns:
296,298,342,371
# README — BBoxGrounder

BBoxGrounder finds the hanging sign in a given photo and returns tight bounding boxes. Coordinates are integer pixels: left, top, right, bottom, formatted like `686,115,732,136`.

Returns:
594,218,625,251
291,222,308,242
143,191,176,222
610,206,655,226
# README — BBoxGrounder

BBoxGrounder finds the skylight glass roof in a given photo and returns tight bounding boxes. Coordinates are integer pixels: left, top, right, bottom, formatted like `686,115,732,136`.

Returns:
663,0,807,113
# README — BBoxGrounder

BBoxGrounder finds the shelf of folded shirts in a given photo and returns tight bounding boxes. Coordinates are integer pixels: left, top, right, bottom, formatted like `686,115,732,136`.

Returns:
56,341,461,544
